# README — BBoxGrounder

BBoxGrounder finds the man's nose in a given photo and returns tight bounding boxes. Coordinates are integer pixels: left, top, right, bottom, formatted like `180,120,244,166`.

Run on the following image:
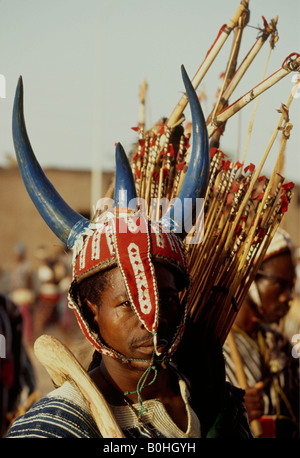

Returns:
279,285,294,302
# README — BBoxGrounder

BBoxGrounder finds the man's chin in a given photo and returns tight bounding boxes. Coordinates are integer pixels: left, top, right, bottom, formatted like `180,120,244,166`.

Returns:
126,350,168,371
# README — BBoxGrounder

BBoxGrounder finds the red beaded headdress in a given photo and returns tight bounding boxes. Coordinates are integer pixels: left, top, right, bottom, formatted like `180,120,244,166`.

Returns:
68,209,190,359
12,65,209,360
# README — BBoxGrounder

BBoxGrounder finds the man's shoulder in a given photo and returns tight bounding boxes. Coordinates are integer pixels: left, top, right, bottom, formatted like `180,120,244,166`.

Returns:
6,383,101,438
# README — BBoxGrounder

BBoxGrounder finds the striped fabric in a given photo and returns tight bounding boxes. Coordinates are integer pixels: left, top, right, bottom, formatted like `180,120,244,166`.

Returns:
223,325,300,437
6,380,101,438
6,377,200,438
6,370,254,438
224,330,263,392
110,378,201,438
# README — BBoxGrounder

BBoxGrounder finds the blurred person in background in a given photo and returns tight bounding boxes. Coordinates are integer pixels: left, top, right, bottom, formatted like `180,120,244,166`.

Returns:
9,243,36,345
282,246,300,342
224,228,299,438
34,244,77,341
0,294,37,437
51,244,74,333
34,245,61,338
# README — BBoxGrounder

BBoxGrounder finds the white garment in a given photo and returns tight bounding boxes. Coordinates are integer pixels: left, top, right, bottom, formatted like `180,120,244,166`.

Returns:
49,374,201,438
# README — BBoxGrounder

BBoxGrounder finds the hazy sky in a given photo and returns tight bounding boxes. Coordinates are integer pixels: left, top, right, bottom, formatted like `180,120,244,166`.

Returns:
0,0,299,186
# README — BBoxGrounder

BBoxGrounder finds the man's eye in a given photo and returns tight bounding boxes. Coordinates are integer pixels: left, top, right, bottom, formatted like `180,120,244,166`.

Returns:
159,295,180,307
122,300,132,308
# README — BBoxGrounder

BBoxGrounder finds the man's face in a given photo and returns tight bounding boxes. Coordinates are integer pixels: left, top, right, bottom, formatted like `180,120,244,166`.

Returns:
255,251,296,323
91,263,182,366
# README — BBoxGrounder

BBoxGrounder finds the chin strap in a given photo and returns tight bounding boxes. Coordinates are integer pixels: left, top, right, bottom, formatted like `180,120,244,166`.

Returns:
123,350,170,418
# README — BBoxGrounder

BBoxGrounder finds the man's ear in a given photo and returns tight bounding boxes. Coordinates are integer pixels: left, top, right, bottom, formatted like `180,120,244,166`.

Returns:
84,298,100,323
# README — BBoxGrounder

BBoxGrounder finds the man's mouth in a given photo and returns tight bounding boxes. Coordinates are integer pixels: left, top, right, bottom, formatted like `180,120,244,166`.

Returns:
264,303,291,323
132,337,168,355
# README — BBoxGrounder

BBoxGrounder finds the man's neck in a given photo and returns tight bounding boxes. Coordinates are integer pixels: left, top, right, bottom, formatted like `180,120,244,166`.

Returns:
96,357,173,404
89,356,188,432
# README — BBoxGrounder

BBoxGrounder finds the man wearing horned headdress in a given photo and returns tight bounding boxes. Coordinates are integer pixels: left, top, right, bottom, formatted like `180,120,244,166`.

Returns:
6,68,253,438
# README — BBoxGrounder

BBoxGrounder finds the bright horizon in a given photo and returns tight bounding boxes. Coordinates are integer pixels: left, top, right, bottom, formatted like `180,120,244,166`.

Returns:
0,0,299,191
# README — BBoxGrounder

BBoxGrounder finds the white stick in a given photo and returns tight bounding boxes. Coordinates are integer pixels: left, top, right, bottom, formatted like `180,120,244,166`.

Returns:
207,55,300,136
167,0,249,128
221,17,278,104
34,335,125,438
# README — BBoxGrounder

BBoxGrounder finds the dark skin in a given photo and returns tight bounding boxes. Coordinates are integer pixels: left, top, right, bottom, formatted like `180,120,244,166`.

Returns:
86,263,189,432
235,251,296,422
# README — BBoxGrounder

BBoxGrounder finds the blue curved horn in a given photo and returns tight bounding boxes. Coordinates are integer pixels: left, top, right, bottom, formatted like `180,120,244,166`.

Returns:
12,77,89,248
113,142,138,208
160,65,209,238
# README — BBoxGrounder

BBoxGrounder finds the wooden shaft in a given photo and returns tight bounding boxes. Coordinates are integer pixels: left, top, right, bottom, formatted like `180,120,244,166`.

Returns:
34,335,125,438
166,0,249,128
226,331,263,437
221,16,278,104
208,55,300,137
